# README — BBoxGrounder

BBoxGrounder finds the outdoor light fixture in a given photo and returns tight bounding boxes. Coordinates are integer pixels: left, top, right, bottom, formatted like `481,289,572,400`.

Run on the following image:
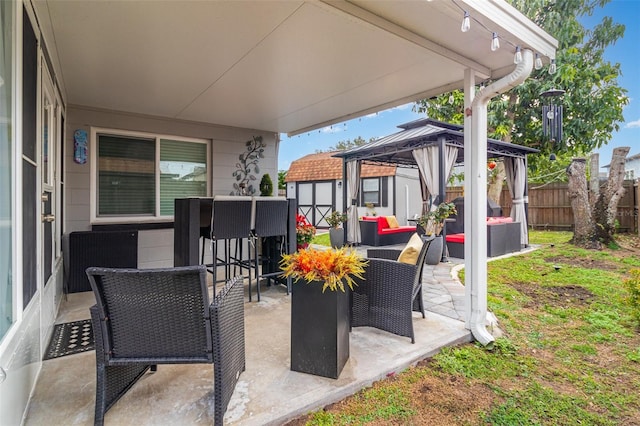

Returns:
514,46,522,64
549,59,557,75
461,11,470,32
491,33,500,51
535,53,543,70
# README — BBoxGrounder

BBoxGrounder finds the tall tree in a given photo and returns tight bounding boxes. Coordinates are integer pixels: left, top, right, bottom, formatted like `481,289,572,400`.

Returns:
415,0,628,179
316,136,374,153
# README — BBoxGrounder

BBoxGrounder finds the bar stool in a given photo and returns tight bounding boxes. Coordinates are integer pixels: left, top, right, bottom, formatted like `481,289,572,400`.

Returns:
252,197,290,301
209,196,253,296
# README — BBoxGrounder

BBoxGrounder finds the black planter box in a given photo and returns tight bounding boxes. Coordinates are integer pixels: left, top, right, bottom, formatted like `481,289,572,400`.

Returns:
290,281,350,379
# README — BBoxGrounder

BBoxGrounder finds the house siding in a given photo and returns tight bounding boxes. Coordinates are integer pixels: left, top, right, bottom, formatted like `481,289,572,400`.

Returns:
64,106,278,267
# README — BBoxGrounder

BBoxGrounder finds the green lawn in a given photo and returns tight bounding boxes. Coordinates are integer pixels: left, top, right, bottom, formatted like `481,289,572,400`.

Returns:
296,230,640,425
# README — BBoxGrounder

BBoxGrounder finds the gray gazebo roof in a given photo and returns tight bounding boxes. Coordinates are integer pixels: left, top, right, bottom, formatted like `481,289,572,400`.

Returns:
334,118,538,166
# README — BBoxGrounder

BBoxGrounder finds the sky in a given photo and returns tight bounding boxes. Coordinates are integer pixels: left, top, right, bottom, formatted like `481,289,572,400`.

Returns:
278,0,639,172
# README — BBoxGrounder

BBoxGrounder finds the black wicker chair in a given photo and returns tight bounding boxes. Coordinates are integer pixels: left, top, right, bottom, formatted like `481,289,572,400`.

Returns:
252,197,290,300
86,266,245,426
351,236,433,343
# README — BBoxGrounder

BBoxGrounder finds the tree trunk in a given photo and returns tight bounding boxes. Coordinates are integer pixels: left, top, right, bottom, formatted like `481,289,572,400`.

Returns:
589,153,599,205
487,161,506,205
567,158,599,248
592,147,630,245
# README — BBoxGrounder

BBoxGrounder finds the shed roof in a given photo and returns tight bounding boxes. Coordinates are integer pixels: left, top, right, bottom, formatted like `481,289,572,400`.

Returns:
285,151,396,182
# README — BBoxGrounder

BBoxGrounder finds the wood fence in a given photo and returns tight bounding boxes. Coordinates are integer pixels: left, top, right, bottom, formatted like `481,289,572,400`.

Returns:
445,180,639,234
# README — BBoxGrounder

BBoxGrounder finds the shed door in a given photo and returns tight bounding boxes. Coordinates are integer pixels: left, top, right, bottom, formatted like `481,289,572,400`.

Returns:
296,181,335,227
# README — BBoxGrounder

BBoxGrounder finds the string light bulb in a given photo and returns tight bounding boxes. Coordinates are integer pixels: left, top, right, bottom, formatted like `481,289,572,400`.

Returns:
461,11,470,32
448,93,455,105
514,46,522,64
549,59,557,75
534,53,543,70
491,33,500,51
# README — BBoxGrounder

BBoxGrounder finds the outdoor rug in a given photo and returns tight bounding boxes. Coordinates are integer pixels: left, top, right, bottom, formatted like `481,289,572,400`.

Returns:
44,319,94,360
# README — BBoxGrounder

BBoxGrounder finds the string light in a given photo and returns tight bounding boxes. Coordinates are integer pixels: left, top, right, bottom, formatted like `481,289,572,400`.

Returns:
453,0,555,74
461,11,470,32
535,53,543,70
514,46,522,64
491,33,500,51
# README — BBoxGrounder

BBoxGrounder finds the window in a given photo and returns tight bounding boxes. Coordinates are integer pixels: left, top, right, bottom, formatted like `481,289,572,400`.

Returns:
0,0,14,339
93,130,209,222
360,177,389,207
361,178,380,206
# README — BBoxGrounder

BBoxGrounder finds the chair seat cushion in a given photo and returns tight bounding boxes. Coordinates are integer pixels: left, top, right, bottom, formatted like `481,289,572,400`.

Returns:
397,233,424,264
379,226,415,235
445,233,465,243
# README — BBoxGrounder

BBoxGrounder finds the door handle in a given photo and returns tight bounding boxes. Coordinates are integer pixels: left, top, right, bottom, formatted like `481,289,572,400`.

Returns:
42,214,55,223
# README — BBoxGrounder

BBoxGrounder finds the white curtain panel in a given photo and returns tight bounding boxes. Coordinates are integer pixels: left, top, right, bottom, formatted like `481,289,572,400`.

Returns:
346,160,361,243
504,157,529,246
444,146,458,185
412,146,438,213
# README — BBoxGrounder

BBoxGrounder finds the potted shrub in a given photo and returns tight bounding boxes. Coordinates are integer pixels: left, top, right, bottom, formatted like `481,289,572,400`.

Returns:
259,173,273,196
416,202,457,264
280,247,367,378
326,211,348,248
364,202,377,216
295,214,316,250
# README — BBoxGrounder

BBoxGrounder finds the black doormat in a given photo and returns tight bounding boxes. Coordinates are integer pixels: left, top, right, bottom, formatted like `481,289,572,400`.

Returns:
44,319,95,360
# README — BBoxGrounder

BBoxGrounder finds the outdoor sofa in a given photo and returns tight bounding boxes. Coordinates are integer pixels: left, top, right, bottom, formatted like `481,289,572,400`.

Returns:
445,216,521,258
359,215,415,246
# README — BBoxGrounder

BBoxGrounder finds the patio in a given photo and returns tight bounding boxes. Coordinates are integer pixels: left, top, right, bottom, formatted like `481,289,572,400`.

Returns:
23,250,471,425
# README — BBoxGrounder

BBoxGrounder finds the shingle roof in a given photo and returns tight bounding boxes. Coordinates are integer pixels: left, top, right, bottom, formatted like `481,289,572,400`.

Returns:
285,151,396,182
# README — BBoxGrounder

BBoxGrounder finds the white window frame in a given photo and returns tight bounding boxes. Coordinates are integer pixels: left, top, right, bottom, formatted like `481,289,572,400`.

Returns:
361,177,381,207
89,127,210,224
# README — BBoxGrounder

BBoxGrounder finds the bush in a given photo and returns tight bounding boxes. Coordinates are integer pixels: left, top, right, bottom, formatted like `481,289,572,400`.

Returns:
624,269,640,328
259,173,273,196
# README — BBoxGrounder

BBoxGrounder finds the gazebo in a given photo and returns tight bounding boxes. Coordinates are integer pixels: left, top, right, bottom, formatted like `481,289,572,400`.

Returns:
335,118,538,248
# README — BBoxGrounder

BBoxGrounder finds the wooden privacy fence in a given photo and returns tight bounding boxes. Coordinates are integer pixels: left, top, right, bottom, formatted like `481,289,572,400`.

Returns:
445,180,639,234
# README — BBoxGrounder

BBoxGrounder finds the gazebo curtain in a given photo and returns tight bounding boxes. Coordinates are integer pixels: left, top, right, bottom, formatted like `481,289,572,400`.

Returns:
346,160,361,243
504,157,528,246
412,145,458,214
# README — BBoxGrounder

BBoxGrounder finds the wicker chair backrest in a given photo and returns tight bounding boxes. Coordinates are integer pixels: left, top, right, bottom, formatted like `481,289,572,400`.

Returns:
253,198,288,237
413,237,433,286
87,266,213,362
212,198,253,240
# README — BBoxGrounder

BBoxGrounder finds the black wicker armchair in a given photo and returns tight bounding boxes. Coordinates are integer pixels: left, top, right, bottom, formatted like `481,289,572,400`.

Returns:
86,266,245,426
351,236,433,343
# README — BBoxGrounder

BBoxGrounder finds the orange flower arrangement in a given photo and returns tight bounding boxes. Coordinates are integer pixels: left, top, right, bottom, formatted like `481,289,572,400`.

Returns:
280,247,368,292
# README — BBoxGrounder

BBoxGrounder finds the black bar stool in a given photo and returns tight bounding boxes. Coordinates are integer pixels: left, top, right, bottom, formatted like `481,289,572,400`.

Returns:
210,196,253,296
252,197,290,301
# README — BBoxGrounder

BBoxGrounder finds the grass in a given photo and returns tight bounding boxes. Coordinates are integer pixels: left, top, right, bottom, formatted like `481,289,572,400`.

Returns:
293,230,640,425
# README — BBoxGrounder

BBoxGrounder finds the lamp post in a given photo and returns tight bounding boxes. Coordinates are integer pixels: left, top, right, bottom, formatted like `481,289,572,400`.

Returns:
540,88,565,160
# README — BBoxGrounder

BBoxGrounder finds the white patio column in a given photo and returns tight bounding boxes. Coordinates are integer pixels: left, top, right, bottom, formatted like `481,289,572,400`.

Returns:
466,49,534,346
462,67,475,331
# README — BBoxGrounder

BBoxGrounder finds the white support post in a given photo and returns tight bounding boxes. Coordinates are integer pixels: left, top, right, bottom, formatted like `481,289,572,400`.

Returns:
463,67,475,330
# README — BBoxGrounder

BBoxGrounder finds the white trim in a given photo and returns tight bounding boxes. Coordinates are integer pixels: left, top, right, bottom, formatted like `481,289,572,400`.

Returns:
89,127,211,224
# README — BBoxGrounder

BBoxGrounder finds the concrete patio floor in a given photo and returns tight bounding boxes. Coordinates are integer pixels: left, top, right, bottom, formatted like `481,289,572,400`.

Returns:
24,250,471,426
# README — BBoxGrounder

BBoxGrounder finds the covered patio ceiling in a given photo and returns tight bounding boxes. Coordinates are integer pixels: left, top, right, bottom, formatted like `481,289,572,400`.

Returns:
33,0,557,136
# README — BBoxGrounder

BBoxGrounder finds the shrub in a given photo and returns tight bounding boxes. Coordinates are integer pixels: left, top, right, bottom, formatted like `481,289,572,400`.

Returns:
624,269,640,328
259,173,273,196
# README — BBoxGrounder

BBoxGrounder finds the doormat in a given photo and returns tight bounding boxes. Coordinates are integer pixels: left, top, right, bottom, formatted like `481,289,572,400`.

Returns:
44,319,94,360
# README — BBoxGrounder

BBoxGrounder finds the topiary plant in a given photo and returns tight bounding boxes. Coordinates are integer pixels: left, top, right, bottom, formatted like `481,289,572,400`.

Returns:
260,173,273,196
